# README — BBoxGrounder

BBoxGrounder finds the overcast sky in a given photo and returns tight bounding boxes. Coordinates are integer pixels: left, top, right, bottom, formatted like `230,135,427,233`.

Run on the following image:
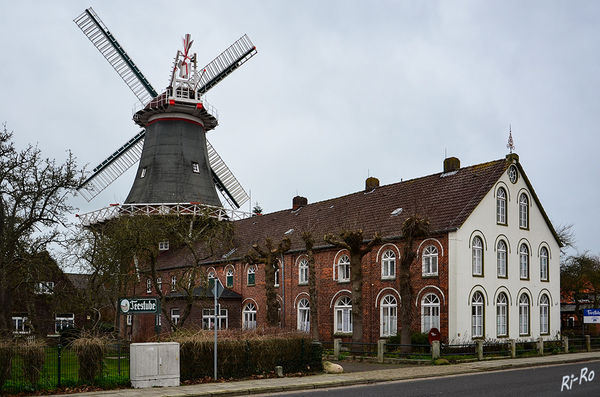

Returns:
1,1,598,256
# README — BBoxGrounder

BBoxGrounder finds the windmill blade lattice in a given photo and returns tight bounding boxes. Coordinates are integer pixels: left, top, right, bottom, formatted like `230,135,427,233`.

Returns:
74,8,157,105
196,34,257,95
78,130,145,201
207,141,250,208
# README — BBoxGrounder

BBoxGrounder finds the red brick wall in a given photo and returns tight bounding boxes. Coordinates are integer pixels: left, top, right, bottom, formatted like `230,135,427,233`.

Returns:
127,234,450,342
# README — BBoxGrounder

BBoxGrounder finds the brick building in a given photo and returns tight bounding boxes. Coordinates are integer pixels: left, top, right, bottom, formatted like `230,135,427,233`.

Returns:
126,154,561,343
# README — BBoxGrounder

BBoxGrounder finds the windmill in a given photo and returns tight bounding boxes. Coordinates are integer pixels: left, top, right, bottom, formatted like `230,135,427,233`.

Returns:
73,8,256,221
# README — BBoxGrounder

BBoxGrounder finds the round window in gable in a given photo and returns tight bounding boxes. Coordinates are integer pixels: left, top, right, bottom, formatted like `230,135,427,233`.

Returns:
507,165,518,184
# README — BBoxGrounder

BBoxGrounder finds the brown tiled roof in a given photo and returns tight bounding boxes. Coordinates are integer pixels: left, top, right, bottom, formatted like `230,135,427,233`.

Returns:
158,158,512,270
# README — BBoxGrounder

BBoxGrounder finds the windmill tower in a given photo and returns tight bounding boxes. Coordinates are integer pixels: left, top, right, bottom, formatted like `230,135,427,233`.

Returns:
73,8,256,223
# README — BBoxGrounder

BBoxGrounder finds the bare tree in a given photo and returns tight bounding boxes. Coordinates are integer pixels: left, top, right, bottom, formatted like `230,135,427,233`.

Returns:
0,125,82,333
324,230,381,343
398,215,429,348
245,238,291,326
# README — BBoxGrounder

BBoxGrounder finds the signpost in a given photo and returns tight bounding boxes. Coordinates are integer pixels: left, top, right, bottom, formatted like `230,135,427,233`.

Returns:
212,279,224,380
584,309,600,324
119,297,160,338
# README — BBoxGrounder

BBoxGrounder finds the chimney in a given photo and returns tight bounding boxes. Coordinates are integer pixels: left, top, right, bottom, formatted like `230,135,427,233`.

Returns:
443,157,460,173
292,195,308,210
365,176,380,191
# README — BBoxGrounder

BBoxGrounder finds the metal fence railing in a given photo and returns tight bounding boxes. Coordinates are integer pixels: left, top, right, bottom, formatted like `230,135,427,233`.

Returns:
384,343,430,359
440,343,477,359
569,337,587,352
483,341,512,358
0,342,129,394
339,341,378,357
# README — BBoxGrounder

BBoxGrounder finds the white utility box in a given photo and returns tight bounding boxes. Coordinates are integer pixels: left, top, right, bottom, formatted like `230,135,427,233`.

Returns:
130,342,180,388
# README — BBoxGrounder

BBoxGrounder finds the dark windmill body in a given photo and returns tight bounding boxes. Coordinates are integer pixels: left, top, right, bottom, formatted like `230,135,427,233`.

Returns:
74,9,256,224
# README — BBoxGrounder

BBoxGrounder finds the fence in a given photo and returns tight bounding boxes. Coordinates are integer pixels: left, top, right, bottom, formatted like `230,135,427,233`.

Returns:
0,342,129,394
327,335,595,363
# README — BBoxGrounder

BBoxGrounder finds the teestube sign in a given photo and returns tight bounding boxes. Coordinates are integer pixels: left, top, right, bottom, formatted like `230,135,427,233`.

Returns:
119,297,159,314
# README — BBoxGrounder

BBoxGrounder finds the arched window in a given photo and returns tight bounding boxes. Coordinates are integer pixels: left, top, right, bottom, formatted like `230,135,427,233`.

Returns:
334,296,352,333
496,187,507,224
472,237,483,276
519,193,529,229
380,295,398,337
472,292,484,338
298,259,309,285
540,247,549,281
497,240,507,278
540,294,549,334
337,255,350,282
422,246,439,276
226,269,234,288
243,303,257,330
520,244,529,279
297,298,310,332
519,294,530,335
381,250,396,279
247,266,256,286
274,267,280,287
421,293,440,333
496,292,508,337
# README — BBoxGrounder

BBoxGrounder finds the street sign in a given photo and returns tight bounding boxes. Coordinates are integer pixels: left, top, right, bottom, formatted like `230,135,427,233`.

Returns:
119,297,159,314
212,278,224,299
584,309,600,324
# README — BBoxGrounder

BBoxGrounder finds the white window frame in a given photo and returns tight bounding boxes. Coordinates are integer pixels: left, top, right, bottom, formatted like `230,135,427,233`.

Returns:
146,279,152,294
243,303,257,330
421,293,440,334
226,269,234,288
170,308,180,325
156,277,162,292
519,294,530,335
337,255,350,282
381,250,396,279
159,241,170,251
55,313,75,333
540,247,549,281
202,308,228,330
126,314,132,326
520,244,529,279
192,162,200,173
35,281,55,295
380,295,398,337
540,294,549,334
274,267,280,287
472,237,483,276
298,259,309,285
297,298,310,332
12,315,30,334
496,187,507,224
334,296,352,334
247,266,256,286
497,240,507,278
422,246,438,276
171,275,177,292
140,167,147,178
496,293,508,337
471,292,484,338
519,193,529,229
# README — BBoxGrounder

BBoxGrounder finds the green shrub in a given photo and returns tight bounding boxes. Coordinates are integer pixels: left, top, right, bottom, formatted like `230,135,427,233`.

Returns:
21,339,45,385
0,340,13,390
411,332,429,345
71,335,106,384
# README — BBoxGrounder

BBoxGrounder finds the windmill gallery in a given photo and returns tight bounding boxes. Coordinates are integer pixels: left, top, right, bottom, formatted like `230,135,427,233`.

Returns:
73,8,561,344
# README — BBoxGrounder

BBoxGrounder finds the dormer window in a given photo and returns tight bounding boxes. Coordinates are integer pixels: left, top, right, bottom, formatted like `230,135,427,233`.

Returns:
35,281,54,295
192,162,200,173
159,241,169,251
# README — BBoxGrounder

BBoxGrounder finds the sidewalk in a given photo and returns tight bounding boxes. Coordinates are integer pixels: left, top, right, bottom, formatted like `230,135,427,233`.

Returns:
53,351,600,397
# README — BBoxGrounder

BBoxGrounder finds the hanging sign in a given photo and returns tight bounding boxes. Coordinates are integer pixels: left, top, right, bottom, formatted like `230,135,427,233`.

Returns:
119,297,159,314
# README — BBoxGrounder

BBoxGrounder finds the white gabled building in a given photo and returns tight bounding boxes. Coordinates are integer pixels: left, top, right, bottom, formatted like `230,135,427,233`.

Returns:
448,153,561,341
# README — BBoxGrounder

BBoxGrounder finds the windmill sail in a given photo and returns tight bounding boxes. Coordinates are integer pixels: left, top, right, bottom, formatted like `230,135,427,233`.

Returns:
78,130,146,201
74,7,157,105
206,141,250,208
196,35,257,95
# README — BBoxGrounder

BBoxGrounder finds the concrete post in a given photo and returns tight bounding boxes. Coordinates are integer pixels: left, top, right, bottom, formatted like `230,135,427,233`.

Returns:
509,339,516,358
563,336,569,353
275,366,283,377
377,339,386,363
432,340,440,360
476,340,484,361
537,337,544,356
586,335,591,352
333,338,341,360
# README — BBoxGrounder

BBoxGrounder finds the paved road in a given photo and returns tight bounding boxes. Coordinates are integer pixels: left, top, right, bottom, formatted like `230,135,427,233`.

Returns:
262,360,600,396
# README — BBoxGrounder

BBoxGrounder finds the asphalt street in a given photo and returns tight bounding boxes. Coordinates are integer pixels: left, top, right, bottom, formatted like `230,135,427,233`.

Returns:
261,360,600,397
